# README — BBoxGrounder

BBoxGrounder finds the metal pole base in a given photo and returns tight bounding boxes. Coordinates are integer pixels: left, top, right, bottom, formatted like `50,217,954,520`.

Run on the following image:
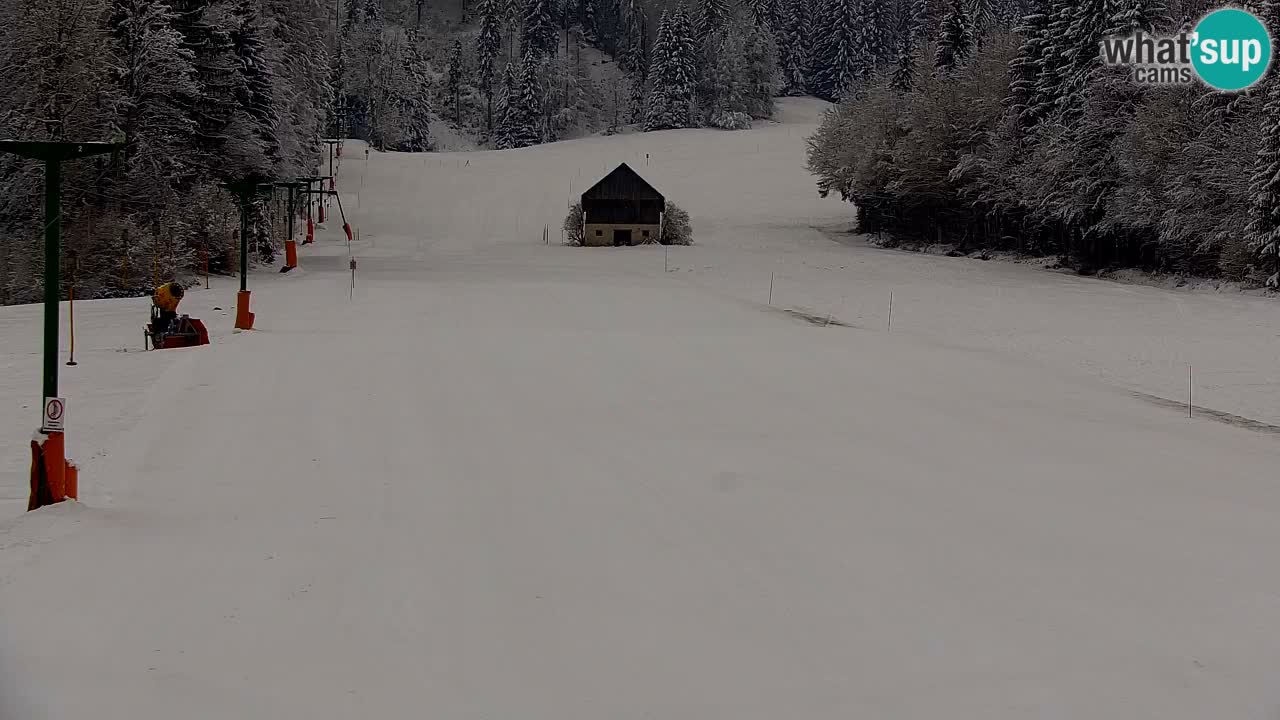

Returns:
235,290,255,330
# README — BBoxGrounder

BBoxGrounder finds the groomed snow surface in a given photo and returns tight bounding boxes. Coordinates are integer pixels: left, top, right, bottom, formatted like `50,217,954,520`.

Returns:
3,99,1280,719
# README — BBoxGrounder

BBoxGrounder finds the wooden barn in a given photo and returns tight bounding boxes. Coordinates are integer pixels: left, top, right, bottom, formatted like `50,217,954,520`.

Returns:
580,163,665,247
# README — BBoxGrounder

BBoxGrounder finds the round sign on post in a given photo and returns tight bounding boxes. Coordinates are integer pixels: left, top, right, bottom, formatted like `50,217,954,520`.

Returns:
43,396,66,433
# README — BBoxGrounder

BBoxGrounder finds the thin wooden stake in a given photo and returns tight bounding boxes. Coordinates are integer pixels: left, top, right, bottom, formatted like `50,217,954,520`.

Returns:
888,292,894,332
768,272,774,305
1189,364,1193,418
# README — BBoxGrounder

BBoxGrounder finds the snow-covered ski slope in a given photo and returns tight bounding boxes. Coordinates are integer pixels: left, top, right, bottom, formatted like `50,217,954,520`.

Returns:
3,98,1280,719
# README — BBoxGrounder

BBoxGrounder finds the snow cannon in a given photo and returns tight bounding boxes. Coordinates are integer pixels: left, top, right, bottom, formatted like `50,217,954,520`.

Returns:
144,282,210,350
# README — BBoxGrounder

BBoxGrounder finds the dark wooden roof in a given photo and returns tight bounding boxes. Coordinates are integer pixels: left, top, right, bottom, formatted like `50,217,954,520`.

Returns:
581,163,664,203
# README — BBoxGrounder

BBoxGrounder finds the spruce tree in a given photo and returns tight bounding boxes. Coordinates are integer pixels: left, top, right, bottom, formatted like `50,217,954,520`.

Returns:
345,0,384,29
620,0,648,121
644,11,674,130
523,0,558,58
703,20,748,118
582,0,598,42
778,0,811,94
504,0,523,60
668,4,697,127
628,65,648,123
743,18,779,117
855,0,894,66
169,0,251,164
618,0,646,73
1248,1,1280,286
1029,0,1073,124
446,39,464,122
754,0,775,29
935,0,974,73
495,61,519,148
1007,0,1052,131
697,0,730,36
1105,0,1168,36
811,0,860,101
109,0,198,177
514,48,544,146
478,0,503,137
968,0,997,44
399,38,433,151
890,5,917,92
1057,0,1109,121
910,0,928,36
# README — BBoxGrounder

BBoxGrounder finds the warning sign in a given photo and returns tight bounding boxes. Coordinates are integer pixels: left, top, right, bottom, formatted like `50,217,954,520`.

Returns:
42,397,65,433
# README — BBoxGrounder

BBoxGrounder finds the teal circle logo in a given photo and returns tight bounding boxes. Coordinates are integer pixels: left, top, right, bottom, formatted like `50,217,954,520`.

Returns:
1191,8,1272,91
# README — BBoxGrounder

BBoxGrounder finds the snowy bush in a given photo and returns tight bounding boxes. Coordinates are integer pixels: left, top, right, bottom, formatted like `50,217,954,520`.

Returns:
563,202,585,246
709,111,752,130
661,201,693,246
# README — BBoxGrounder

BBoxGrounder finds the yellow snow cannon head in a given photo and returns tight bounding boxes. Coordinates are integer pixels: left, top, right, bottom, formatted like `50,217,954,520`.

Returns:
152,282,185,313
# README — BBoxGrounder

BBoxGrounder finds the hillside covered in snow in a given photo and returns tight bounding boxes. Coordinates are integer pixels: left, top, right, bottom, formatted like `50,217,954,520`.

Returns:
4,98,1280,719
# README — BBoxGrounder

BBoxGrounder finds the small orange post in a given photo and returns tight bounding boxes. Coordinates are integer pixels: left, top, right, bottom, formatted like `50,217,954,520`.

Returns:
235,290,255,330
43,432,66,503
65,459,78,500
306,217,314,245
285,239,298,269
319,203,326,224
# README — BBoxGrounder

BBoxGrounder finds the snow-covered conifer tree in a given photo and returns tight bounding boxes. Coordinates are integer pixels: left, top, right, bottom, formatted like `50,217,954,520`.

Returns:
644,11,675,130
810,0,861,100
697,0,730,36
495,61,519,148
855,0,895,67
890,5,917,92
776,0,811,94
514,48,545,145
1247,1,1280,285
935,0,975,72
523,0,558,58
478,0,503,137
446,39,464,122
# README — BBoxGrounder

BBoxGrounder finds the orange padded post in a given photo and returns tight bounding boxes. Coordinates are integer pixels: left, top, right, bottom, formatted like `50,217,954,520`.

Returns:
65,459,78,500
29,441,48,511
235,290,255,330
285,239,298,269
43,432,65,503
306,217,314,245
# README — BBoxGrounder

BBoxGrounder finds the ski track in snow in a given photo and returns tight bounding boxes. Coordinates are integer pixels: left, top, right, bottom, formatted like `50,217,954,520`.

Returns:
2,98,1280,719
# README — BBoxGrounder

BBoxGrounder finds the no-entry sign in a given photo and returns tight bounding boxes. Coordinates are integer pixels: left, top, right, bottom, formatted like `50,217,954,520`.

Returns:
43,396,65,432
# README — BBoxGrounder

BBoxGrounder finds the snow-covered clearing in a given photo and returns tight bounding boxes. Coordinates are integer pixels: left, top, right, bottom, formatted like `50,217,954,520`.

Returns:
2,98,1280,719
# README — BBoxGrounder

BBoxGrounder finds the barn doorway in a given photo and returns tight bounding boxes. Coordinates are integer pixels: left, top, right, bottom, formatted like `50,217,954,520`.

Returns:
613,229,632,246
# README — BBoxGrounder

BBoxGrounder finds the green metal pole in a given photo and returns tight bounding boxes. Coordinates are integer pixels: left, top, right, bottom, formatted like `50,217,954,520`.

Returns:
43,159,61,404
239,191,249,293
